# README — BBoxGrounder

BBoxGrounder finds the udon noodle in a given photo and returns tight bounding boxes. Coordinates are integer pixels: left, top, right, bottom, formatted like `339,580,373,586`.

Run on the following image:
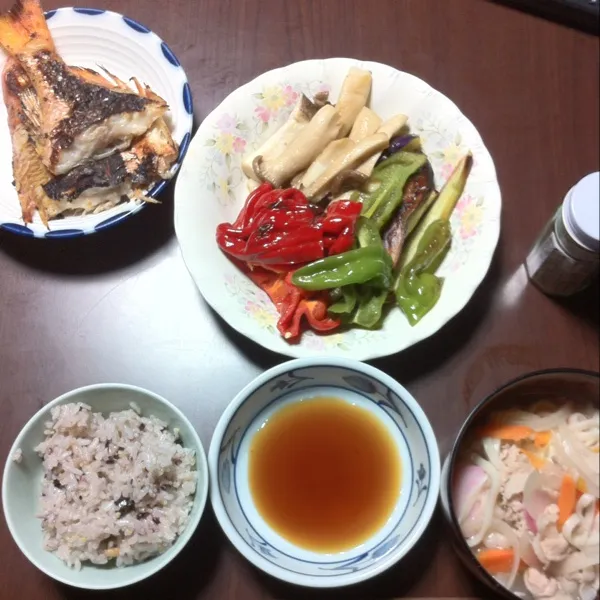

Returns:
453,401,599,600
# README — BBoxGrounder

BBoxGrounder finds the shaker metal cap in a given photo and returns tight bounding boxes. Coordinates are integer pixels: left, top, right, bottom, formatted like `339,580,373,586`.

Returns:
563,172,600,253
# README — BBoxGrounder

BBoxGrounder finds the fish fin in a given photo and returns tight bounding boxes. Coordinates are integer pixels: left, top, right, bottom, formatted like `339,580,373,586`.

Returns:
19,87,41,128
0,0,55,56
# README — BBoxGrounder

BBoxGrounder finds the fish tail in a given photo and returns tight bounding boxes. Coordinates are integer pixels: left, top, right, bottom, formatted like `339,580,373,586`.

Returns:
0,0,54,57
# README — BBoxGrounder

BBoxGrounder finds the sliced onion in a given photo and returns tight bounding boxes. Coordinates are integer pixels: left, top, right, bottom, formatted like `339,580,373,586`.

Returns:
498,405,571,431
524,510,538,534
466,455,501,547
554,427,600,497
453,463,489,523
489,518,521,589
580,586,598,600
482,437,503,471
519,532,542,569
552,545,599,575
523,470,560,522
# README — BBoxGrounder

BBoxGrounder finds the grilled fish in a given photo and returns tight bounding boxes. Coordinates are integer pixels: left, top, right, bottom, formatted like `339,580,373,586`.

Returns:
2,57,53,224
3,59,178,224
0,0,168,175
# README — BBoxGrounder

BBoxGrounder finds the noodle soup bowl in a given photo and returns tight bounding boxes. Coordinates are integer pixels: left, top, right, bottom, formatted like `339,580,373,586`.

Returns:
209,357,441,588
440,369,600,600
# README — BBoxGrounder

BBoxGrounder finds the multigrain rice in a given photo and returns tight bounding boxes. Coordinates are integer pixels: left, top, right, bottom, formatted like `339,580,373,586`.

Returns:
35,402,197,569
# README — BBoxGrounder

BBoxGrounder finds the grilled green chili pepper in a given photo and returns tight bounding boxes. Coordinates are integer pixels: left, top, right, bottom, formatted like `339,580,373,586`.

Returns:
355,216,381,248
361,152,427,231
292,245,393,291
395,219,452,326
328,285,357,314
352,286,388,328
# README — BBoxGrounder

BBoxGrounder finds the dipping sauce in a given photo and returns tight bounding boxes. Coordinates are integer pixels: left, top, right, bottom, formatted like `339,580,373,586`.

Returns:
248,396,401,553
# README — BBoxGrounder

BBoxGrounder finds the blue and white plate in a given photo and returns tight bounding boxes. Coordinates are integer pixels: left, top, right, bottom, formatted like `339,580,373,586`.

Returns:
0,8,193,238
209,358,441,587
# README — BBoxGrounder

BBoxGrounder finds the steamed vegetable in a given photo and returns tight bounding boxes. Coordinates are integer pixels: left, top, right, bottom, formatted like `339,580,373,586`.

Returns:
242,94,325,180
398,152,473,271
349,107,382,142
301,132,389,201
377,134,423,165
247,269,340,340
558,475,577,530
361,151,427,230
291,245,393,291
216,184,361,269
382,169,432,266
394,219,451,325
334,67,373,137
476,548,517,574
477,424,534,441
228,66,477,342
356,114,408,177
253,104,343,187
393,152,473,325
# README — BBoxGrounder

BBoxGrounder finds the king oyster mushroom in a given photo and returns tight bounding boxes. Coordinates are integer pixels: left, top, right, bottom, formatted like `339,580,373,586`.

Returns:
348,106,382,142
241,92,328,181
252,104,343,187
334,67,373,137
299,132,389,202
356,113,408,177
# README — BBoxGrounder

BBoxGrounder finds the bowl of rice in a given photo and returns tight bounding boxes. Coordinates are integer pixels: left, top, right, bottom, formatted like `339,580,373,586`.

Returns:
2,383,208,590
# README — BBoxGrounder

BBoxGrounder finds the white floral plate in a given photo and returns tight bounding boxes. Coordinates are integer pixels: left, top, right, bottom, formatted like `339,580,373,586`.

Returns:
0,8,193,238
174,58,501,360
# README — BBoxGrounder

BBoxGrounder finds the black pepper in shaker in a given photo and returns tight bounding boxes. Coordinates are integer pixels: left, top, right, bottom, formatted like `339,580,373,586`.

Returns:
525,172,599,296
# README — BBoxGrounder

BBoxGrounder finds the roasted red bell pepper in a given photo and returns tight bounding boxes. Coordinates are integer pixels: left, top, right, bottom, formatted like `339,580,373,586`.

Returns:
246,268,340,340
216,185,362,271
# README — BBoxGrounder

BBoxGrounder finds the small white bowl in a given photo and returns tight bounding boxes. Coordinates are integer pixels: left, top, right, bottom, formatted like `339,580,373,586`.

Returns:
2,384,208,590
208,357,440,588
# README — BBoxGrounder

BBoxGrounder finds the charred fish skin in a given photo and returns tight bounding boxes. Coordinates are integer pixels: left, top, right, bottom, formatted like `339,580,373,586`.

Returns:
2,58,53,224
43,120,178,203
0,0,168,175
31,51,152,165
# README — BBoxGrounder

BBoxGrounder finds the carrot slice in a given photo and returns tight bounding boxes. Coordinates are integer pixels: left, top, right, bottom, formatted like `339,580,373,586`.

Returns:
477,548,515,573
534,431,552,448
478,424,533,441
522,449,546,470
558,475,577,530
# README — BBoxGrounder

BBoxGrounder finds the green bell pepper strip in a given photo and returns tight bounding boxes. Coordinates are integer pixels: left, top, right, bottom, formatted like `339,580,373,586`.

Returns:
328,285,357,314
292,245,393,291
395,219,452,326
355,216,381,248
361,152,427,231
351,286,388,328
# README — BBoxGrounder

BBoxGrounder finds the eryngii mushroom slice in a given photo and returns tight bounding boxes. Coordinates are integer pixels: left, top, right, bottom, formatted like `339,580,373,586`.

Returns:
349,107,382,143
252,104,343,188
335,67,373,138
298,139,354,190
300,132,389,202
356,113,408,177
241,93,324,181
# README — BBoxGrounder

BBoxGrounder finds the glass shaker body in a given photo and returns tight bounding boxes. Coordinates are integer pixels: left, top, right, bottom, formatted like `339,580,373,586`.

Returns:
525,177,599,297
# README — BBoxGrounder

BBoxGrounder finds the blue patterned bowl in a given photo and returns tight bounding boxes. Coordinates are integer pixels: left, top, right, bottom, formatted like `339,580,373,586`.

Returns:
0,8,193,238
208,358,440,587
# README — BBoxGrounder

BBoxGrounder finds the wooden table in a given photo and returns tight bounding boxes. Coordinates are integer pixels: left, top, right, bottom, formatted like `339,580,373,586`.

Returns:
0,0,598,598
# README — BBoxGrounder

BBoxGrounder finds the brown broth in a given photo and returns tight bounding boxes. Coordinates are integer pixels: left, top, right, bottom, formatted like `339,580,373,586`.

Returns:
248,396,401,553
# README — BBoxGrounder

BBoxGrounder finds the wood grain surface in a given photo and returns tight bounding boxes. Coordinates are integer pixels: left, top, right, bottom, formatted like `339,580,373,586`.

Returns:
0,0,598,598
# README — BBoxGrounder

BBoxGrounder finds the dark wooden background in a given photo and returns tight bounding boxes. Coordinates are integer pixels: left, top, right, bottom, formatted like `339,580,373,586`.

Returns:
0,0,598,598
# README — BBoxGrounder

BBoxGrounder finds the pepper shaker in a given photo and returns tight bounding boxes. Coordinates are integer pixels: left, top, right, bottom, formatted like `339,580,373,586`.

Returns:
525,172,599,296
